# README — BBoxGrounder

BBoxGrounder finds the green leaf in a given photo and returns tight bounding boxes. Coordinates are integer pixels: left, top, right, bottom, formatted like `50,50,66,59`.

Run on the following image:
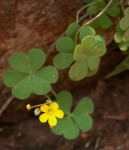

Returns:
71,35,106,80
106,6,120,17
51,119,64,136
9,49,46,74
87,5,100,15
12,76,32,100
12,75,52,99
52,95,94,139
3,71,27,87
72,97,94,114
28,48,46,72
74,44,85,61
120,17,129,30
69,60,88,81
124,7,129,15
9,52,30,74
80,26,96,41
114,32,123,43
99,13,112,29
106,0,120,17
35,66,58,84
87,67,99,77
123,28,129,41
4,49,58,100
72,114,93,132
90,18,99,28
88,42,106,57
66,22,80,38
72,97,94,132
87,56,100,70
81,36,96,53
74,36,98,61
56,91,73,115
53,53,73,69
31,76,51,95
87,1,105,15
78,36,106,57
96,35,106,44
106,55,129,78
56,37,75,53
63,117,79,139
52,117,79,140
119,42,128,51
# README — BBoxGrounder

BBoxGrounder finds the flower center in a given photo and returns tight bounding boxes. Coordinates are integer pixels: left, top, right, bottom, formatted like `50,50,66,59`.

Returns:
48,109,53,115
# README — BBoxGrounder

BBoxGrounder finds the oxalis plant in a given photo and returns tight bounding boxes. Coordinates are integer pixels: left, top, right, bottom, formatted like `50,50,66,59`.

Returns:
3,0,129,140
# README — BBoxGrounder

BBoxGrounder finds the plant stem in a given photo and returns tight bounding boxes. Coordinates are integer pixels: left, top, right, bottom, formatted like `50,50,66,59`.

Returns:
119,0,125,15
51,88,57,97
76,0,102,23
45,95,51,99
75,0,113,45
27,101,52,110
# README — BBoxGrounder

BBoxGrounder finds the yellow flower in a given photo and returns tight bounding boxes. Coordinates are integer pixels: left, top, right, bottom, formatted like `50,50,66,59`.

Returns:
39,102,64,127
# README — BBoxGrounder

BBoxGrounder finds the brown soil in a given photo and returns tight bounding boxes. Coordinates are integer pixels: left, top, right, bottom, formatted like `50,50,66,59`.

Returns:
0,72,129,150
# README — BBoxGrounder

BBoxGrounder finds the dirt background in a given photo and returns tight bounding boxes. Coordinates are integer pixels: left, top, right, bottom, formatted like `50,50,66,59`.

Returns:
0,0,129,150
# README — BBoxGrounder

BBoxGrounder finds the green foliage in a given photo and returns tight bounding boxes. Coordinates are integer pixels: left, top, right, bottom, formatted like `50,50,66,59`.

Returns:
106,55,129,78
52,91,94,139
87,0,120,29
69,35,106,80
54,37,75,69
114,8,129,51
80,26,96,41
3,48,58,99
56,37,75,53
66,22,80,38
53,53,73,69
3,0,128,141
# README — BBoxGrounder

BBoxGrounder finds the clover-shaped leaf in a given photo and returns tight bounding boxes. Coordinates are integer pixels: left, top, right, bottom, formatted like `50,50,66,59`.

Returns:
80,26,96,41
3,48,58,99
87,0,120,29
72,97,94,132
56,37,75,53
120,8,129,30
53,53,73,70
66,22,80,38
105,0,120,17
56,90,73,115
114,8,129,51
123,28,129,41
69,60,88,81
69,35,106,81
54,36,75,70
120,16,129,31
52,117,79,140
87,1,105,15
98,13,112,29
114,32,123,43
52,91,94,139
87,67,99,77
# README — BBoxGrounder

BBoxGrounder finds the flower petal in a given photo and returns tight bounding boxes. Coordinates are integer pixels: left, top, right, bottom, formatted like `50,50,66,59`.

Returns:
48,116,57,126
50,102,59,111
54,109,64,118
40,104,49,112
39,113,48,123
